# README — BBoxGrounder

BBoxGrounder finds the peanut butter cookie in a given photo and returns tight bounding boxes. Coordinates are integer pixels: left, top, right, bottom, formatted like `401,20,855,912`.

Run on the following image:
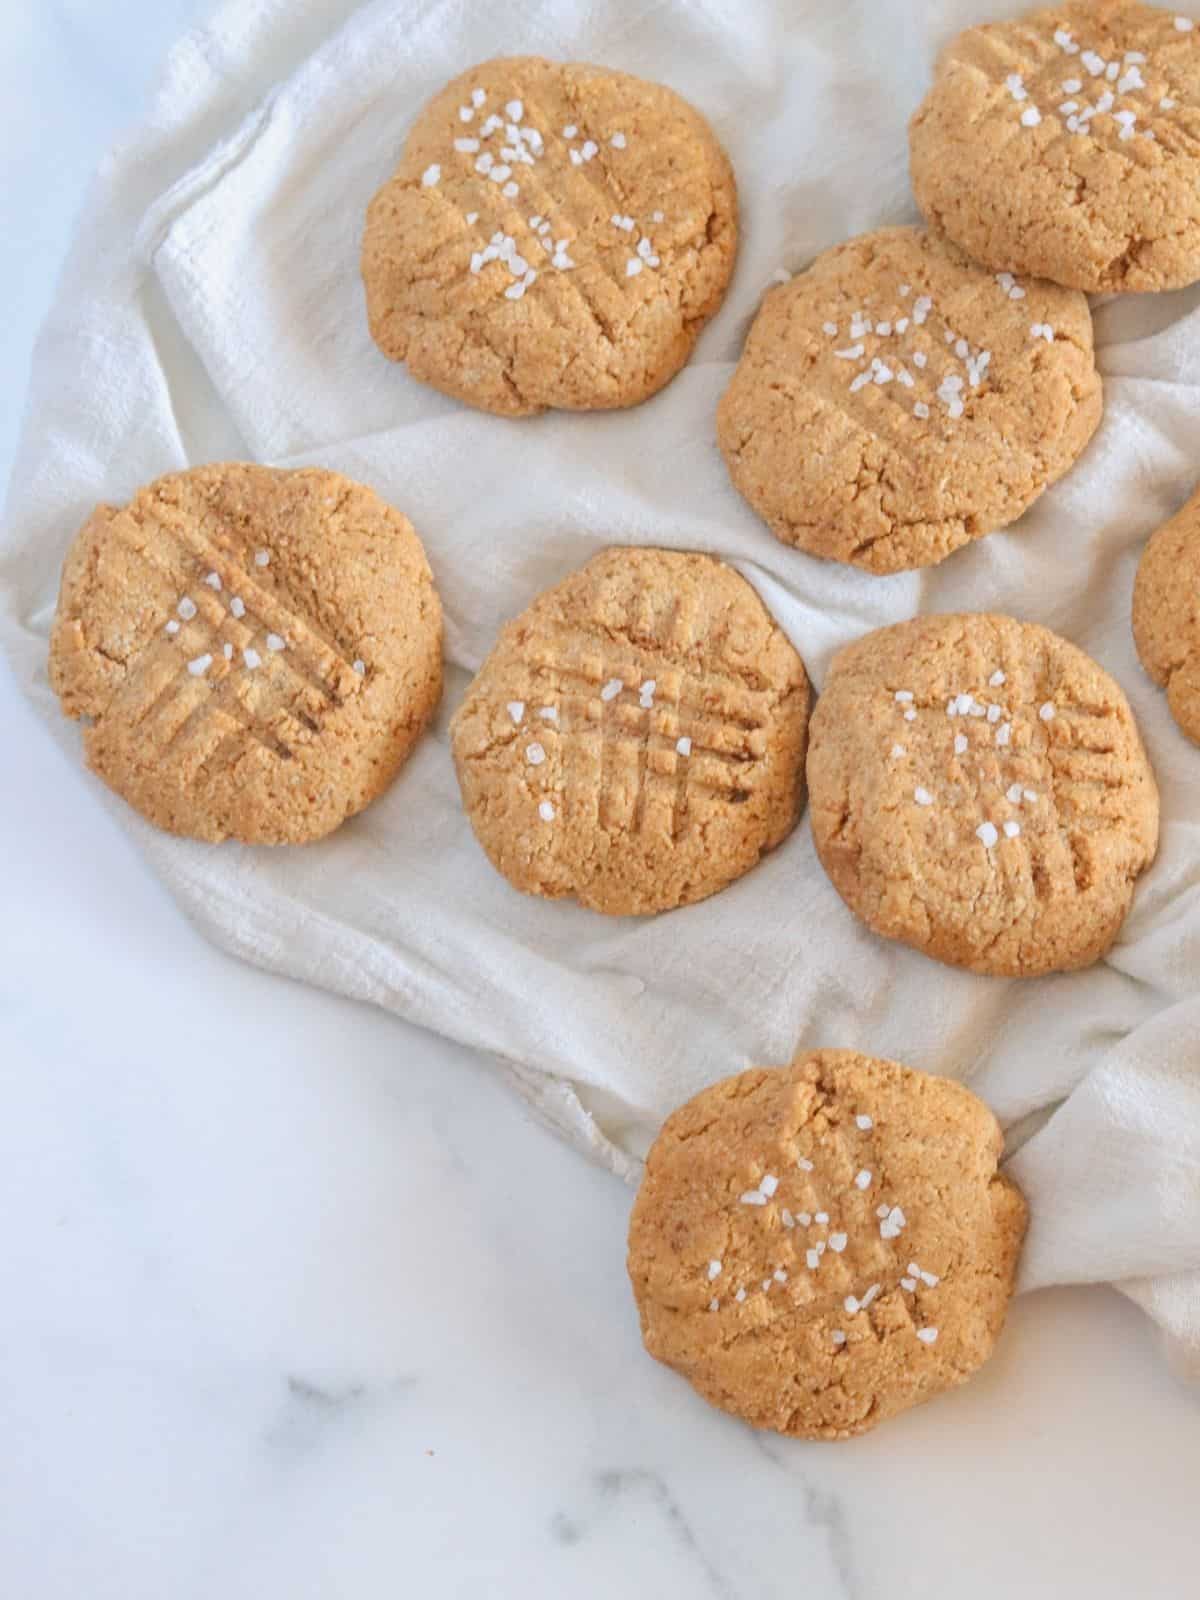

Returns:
806,613,1158,975
1133,478,1200,744
910,2,1200,292
50,463,443,845
717,226,1100,574
449,547,809,915
627,1049,1028,1440
362,56,737,416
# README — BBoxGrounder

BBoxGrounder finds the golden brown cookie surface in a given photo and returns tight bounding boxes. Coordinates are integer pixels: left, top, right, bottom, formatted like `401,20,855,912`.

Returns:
1133,480,1200,743
910,2,1200,293
806,613,1159,976
361,56,737,417
50,464,443,845
449,548,810,915
627,1050,1028,1441
717,226,1100,574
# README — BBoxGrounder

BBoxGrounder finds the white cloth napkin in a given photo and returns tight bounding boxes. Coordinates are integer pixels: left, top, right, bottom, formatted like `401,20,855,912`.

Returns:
3,0,1199,1366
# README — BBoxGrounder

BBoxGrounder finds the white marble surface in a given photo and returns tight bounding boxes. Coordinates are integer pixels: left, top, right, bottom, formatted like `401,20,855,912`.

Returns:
3,6,1200,1597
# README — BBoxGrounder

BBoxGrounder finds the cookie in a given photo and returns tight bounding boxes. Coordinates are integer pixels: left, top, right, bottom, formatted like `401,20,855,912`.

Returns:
717,226,1100,574
49,464,443,845
910,3,1200,293
449,548,810,915
806,613,1159,976
361,56,737,417
1133,479,1200,743
627,1049,1027,1440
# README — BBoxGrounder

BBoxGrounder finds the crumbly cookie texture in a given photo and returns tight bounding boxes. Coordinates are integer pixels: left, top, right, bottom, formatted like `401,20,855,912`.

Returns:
716,226,1100,574
627,1049,1028,1441
806,613,1159,976
450,547,810,916
362,56,737,417
910,2,1200,293
1133,480,1200,743
49,463,443,845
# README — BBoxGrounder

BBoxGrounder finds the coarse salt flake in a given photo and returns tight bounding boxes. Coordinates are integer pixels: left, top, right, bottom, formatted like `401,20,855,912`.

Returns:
740,1190,767,1206
266,633,286,652
856,1113,873,1129
954,733,968,754
814,1211,829,1224
353,660,365,675
626,258,643,277
806,1249,821,1270
676,736,692,756
914,787,933,806
708,1260,722,1280
1176,16,1194,31
187,653,212,677
917,1327,939,1344
611,131,626,148
600,678,623,701
254,549,270,567
507,701,525,723
1004,820,1022,839
422,164,441,186
977,821,999,848
177,597,197,620
822,321,838,335
525,742,546,766
760,1174,779,1197
854,1168,872,1190
829,1232,848,1253
243,648,261,669
222,642,233,661
832,1330,847,1345
165,619,180,635
797,1156,814,1171
895,689,914,703
229,596,246,619
1040,701,1056,721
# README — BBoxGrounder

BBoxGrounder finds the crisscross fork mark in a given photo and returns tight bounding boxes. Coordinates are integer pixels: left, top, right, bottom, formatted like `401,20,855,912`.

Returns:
106,515,358,765
963,23,1199,163
538,665,763,839
487,89,632,341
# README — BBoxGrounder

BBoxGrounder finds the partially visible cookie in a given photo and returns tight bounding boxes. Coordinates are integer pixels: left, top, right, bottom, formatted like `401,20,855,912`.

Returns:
362,56,737,417
910,2,1200,293
806,613,1159,976
1133,480,1200,743
449,548,810,915
716,226,1100,574
627,1049,1028,1441
49,464,443,845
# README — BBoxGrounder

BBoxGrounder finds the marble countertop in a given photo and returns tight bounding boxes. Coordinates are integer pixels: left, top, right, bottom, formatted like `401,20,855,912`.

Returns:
3,7,1198,1597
